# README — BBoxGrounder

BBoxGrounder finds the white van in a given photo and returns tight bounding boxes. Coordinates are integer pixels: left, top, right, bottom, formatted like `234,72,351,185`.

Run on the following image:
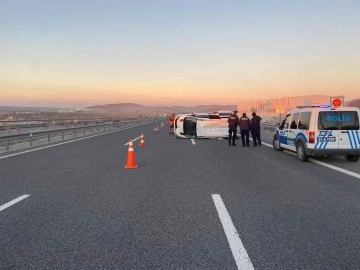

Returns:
272,105,360,162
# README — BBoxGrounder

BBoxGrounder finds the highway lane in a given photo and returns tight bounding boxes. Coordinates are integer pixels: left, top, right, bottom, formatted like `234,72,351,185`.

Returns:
194,138,360,269
1,122,360,269
257,131,360,175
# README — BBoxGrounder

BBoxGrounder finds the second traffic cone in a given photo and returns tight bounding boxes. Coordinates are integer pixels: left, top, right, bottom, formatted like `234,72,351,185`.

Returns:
139,133,146,147
156,126,159,133
124,140,138,169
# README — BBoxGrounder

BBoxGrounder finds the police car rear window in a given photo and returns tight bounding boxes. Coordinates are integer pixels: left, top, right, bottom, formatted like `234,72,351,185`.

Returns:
318,111,359,130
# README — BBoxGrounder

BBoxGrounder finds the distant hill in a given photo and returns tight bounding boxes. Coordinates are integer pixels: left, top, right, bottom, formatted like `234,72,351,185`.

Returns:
87,103,237,114
345,99,360,107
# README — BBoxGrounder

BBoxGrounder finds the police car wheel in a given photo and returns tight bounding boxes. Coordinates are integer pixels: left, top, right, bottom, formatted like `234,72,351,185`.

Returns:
346,155,360,162
273,136,284,151
296,142,309,162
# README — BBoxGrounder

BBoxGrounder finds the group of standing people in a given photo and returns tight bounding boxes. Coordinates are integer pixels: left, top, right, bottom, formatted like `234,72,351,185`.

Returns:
227,111,262,147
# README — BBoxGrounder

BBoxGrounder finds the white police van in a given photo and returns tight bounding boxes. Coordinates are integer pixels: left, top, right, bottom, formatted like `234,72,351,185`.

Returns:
273,105,360,162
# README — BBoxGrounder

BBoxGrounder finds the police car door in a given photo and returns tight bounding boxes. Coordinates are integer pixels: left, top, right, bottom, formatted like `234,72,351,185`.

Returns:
278,113,292,150
338,110,360,150
287,112,300,151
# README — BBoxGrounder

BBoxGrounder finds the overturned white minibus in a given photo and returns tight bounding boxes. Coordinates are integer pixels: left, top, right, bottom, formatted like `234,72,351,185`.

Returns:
174,114,229,139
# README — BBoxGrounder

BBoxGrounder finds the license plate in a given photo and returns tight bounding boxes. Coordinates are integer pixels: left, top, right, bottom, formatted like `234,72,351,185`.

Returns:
317,137,336,142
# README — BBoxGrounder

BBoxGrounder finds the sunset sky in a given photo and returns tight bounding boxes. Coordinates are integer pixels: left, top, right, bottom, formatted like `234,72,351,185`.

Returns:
1,0,359,108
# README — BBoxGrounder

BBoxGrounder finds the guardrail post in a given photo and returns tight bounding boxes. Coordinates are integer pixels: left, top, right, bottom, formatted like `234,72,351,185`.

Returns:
74,130,77,137
91,128,94,133
30,134,33,146
83,129,85,135
48,134,51,142
6,140,9,151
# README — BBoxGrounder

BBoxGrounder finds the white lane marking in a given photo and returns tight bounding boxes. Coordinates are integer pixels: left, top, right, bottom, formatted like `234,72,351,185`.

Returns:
308,158,360,179
124,135,142,145
0,195,30,212
236,134,360,179
191,138,196,145
212,194,255,270
0,121,160,160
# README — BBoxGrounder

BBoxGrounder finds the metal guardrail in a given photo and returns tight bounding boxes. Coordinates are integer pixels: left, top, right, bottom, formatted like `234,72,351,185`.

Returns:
0,117,164,152
261,122,277,128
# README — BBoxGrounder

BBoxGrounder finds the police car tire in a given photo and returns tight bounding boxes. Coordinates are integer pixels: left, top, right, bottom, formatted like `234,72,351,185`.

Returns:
346,155,360,162
296,141,309,162
273,136,284,151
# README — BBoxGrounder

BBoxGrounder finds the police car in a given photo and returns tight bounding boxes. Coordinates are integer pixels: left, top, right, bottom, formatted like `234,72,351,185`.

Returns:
272,105,360,162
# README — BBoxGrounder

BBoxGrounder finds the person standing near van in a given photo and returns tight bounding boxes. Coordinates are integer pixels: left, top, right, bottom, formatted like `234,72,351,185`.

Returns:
251,112,262,146
239,113,251,147
169,114,175,134
228,110,239,146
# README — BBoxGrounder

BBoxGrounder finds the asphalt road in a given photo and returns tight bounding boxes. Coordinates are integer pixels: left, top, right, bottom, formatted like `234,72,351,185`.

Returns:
1,122,360,269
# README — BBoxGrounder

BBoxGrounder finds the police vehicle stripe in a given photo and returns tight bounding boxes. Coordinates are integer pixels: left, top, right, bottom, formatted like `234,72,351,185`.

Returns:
350,130,355,149
350,130,358,149
355,130,360,145
320,131,332,149
318,132,325,149
315,131,327,149
322,130,333,149
347,131,354,149
314,132,324,149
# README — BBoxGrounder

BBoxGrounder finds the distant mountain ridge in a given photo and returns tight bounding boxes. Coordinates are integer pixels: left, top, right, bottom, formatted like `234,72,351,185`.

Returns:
87,103,237,114
346,99,360,107
0,106,64,112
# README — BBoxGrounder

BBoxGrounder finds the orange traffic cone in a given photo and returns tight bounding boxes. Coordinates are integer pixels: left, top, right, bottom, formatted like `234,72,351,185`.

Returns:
156,127,159,133
124,140,138,169
139,133,146,147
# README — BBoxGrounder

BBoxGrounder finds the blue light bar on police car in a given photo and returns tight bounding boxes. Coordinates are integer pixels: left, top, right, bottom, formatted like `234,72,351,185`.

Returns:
319,105,331,108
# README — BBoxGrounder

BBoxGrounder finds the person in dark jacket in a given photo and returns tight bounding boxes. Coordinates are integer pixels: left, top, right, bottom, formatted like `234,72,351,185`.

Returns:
227,110,239,146
239,113,251,147
251,112,262,146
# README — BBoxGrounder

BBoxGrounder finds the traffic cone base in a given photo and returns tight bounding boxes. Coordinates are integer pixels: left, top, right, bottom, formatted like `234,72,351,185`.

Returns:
125,164,139,169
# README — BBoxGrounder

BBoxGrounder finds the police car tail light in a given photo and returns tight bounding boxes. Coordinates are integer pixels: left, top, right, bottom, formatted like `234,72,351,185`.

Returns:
309,131,315,143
